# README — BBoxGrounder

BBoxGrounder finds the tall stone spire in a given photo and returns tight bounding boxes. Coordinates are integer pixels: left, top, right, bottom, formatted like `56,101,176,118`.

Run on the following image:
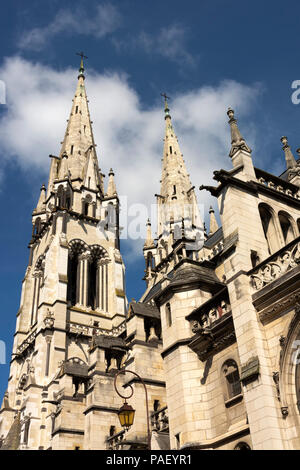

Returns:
157,95,203,242
227,108,252,158
58,56,99,183
281,136,297,169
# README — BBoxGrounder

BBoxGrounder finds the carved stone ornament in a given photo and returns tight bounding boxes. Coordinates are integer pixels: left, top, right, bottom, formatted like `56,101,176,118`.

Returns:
251,240,300,291
44,309,55,328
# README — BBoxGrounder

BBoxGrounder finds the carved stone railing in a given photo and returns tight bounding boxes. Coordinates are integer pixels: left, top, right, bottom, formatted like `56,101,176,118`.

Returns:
106,430,126,450
151,406,169,433
255,168,300,201
186,288,230,333
67,321,126,338
250,237,300,291
16,329,37,356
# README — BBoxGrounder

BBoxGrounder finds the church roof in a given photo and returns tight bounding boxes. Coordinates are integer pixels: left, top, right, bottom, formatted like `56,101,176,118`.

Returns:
1,413,21,450
128,301,160,319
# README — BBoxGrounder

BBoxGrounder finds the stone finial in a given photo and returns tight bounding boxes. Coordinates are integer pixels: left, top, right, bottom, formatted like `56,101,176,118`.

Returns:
208,206,219,235
59,152,69,179
227,107,252,158
144,218,155,249
106,169,117,197
281,136,297,169
36,184,46,212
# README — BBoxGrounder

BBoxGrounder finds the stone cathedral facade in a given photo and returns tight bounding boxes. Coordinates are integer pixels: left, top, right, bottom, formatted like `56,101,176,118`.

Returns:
1,60,300,451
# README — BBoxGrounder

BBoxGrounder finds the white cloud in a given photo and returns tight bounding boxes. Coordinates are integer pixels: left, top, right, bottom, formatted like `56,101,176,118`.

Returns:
0,56,261,260
113,24,195,66
18,3,121,51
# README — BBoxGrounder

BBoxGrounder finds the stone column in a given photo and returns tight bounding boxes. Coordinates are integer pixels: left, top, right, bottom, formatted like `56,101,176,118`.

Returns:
77,253,85,306
45,336,52,377
103,261,108,312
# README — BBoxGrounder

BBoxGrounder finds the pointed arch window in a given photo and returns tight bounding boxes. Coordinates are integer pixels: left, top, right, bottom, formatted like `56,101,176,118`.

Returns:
65,186,72,209
67,252,80,306
57,185,64,208
33,217,41,237
166,302,172,327
258,204,280,254
278,211,295,244
222,359,242,400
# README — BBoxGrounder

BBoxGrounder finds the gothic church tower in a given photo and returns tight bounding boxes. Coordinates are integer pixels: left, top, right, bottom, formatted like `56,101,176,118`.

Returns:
0,59,126,449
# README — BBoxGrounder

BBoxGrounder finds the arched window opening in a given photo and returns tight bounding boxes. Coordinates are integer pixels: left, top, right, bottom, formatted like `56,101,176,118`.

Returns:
234,442,251,450
67,253,79,306
87,256,97,310
147,252,155,270
169,146,173,154
166,302,172,327
23,419,30,445
83,202,89,216
259,204,279,254
279,211,295,244
222,359,242,400
57,185,64,208
65,187,72,210
33,217,41,236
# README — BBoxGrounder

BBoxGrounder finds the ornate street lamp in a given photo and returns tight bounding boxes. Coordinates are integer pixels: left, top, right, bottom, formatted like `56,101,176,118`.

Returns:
117,401,135,430
114,369,151,450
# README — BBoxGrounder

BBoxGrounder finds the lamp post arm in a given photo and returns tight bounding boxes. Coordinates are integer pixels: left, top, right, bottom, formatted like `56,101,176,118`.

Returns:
114,369,151,450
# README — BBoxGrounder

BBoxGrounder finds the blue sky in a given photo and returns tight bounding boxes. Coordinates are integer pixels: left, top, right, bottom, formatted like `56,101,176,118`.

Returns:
0,0,300,400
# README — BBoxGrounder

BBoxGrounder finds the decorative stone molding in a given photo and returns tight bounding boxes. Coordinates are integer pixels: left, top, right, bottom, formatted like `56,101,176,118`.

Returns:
250,238,300,291
43,309,55,329
16,330,36,356
67,321,126,338
240,356,260,385
188,311,235,362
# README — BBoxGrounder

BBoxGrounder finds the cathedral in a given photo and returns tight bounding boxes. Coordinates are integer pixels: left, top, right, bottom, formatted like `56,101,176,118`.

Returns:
1,58,300,451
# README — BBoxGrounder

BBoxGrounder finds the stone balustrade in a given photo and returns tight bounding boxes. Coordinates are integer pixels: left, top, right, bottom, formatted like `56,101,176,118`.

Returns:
106,430,126,450
67,321,126,338
250,237,300,291
151,406,169,432
257,172,300,200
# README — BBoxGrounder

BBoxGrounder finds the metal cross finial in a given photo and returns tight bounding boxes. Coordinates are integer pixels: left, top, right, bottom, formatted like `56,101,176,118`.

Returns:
161,92,170,102
161,93,171,115
76,52,88,72
76,51,88,60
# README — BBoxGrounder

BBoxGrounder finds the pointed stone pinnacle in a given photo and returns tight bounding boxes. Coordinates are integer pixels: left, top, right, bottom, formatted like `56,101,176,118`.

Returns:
281,136,297,169
144,218,155,249
227,107,252,158
106,169,117,197
209,205,219,235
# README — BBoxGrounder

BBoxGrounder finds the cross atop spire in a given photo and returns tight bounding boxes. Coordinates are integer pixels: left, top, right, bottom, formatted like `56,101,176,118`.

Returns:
76,51,88,78
161,92,171,119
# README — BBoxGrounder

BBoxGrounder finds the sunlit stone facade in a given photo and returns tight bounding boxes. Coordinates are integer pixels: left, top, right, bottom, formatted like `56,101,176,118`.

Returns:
1,63,300,450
